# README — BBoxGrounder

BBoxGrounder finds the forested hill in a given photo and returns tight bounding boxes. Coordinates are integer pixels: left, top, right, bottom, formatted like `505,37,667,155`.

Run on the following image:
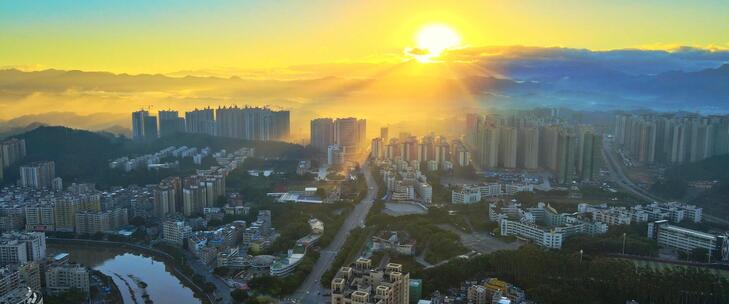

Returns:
2,126,312,186
664,154,729,181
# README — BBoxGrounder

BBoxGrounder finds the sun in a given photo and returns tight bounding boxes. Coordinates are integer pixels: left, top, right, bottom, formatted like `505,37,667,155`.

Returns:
413,24,461,62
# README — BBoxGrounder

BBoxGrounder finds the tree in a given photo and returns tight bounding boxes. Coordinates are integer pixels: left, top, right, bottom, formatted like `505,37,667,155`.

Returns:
203,282,216,293
514,191,536,205
130,216,147,226
213,267,228,276
315,187,327,198
215,195,227,207
230,289,249,303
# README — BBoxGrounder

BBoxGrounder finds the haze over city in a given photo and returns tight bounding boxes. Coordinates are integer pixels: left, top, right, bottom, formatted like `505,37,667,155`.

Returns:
1,1,728,304
2,1,729,139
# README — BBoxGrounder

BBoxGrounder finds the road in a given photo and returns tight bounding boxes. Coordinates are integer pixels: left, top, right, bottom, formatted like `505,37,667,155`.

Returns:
601,141,664,203
184,250,232,304
603,141,729,226
289,161,378,304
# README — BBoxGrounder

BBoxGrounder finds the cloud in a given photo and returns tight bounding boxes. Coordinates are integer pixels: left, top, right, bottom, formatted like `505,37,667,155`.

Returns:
404,47,431,56
2,45,729,137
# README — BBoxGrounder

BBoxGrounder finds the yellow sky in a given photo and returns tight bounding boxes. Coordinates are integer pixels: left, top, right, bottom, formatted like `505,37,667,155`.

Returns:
1,1,728,75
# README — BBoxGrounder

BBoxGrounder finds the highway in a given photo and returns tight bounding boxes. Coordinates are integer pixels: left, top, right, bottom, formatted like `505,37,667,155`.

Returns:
601,141,664,203
288,161,378,304
603,141,729,226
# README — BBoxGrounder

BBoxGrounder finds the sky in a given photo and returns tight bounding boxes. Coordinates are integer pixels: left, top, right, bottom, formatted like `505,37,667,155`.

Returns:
2,1,729,138
2,0,729,75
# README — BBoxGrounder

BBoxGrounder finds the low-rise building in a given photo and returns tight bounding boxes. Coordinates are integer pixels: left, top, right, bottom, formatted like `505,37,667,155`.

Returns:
452,183,534,204
331,258,410,304
162,220,192,246
648,220,729,261
494,202,607,249
44,264,89,295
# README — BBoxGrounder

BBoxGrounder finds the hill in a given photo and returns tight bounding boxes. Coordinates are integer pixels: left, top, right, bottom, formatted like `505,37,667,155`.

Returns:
664,154,729,181
2,126,313,188
657,154,729,221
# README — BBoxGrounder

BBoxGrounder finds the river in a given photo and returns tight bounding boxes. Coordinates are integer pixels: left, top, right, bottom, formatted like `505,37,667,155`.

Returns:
48,244,203,304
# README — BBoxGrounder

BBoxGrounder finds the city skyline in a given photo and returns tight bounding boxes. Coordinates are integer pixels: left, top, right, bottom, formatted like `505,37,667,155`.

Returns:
2,3,729,304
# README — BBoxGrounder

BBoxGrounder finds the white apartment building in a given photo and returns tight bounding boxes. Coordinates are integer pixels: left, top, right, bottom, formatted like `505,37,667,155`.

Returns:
452,185,482,204
495,202,607,249
452,183,534,204
579,202,703,226
45,264,90,295
162,220,192,246
648,220,727,261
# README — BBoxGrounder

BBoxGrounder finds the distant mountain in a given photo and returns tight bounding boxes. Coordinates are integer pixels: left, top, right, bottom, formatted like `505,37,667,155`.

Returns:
0,122,46,139
1,47,728,128
0,112,129,136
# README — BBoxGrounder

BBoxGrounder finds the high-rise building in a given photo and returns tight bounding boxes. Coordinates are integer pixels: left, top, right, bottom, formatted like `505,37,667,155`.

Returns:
417,137,434,162
19,162,55,189
131,110,149,141
465,113,483,146
311,118,334,153
154,184,177,218
499,127,517,169
380,127,389,142
158,110,185,137
0,138,26,168
452,140,470,167
143,115,158,140
477,125,500,168
181,172,225,216
580,132,603,182
615,113,729,165
215,106,245,138
385,139,401,160
557,132,577,184
519,127,539,169
434,139,450,164
242,107,290,141
272,109,291,141
75,209,128,235
334,118,366,155
331,258,410,304
400,137,418,162
371,138,383,160
24,206,55,232
542,125,561,171
185,108,216,136
53,199,78,232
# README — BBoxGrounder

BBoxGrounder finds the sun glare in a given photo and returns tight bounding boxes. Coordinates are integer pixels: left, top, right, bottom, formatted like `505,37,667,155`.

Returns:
414,24,461,62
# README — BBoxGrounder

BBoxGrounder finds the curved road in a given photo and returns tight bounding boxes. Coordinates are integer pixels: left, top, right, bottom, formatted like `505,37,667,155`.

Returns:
603,141,729,226
289,161,378,304
601,141,664,203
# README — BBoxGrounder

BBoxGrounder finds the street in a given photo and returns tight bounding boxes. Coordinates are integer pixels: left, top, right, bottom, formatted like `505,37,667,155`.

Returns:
184,250,232,304
601,141,664,203
289,161,378,304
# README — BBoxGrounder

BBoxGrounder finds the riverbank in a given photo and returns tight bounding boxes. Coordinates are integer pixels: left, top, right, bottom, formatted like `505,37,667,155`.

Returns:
46,238,214,304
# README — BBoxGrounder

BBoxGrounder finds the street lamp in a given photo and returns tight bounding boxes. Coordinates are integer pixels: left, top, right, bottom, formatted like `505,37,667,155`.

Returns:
579,249,583,264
